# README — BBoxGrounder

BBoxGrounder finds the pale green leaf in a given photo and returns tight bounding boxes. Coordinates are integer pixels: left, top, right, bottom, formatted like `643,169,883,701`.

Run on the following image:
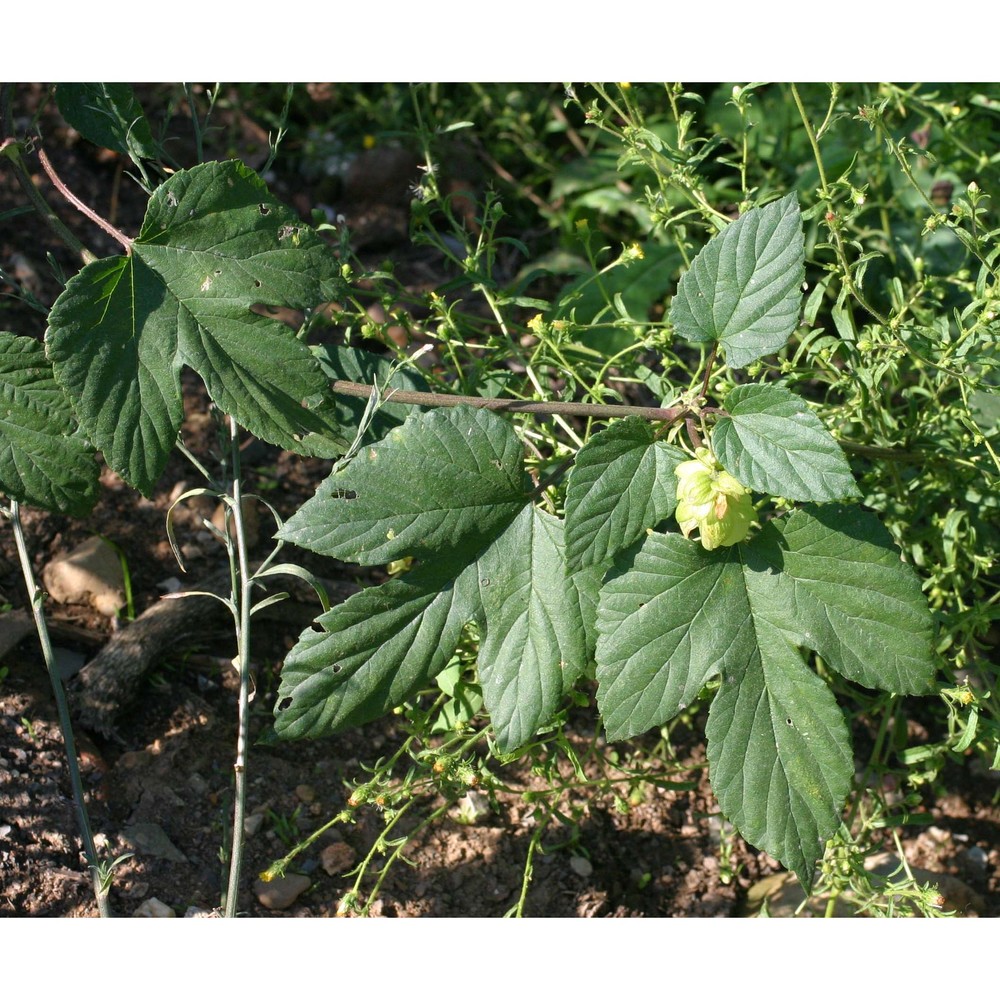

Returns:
714,383,861,501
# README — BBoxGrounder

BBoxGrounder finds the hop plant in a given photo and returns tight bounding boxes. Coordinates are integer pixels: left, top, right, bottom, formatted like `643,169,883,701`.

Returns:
674,446,756,550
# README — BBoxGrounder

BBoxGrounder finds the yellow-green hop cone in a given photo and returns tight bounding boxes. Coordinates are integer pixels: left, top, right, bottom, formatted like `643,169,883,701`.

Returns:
674,447,756,550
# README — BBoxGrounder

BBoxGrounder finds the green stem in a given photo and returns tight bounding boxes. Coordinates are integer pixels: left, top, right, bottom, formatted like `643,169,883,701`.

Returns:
7,501,111,917
789,84,889,328
223,417,254,918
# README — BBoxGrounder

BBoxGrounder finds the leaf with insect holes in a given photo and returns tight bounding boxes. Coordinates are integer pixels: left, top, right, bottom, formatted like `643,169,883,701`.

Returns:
670,193,805,368
0,332,99,516
596,503,934,883
46,160,345,495
275,405,600,751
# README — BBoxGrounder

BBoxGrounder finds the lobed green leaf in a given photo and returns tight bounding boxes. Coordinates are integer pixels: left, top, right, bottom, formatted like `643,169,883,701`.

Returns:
595,503,935,882
46,160,345,495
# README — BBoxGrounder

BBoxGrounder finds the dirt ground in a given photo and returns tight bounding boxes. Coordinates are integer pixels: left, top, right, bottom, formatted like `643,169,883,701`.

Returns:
1,84,998,918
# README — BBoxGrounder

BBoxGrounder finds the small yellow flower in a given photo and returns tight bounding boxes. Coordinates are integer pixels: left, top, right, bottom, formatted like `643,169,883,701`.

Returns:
675,447,756,550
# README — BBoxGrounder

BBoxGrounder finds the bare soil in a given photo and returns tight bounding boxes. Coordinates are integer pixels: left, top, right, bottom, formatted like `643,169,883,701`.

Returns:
1,84,998,918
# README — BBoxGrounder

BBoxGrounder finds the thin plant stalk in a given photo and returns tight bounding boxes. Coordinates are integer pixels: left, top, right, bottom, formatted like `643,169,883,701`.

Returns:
223,417,255,918
7,500,111,917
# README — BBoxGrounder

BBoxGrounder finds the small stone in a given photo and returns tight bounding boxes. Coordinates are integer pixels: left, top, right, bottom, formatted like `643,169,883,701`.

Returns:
320,841,357,876
122,822,188,863
184,906,218,918
295,784,317,804
569,855,594,878
254,874,311,911
117,750,152,770
188,772,210,796
134,897,176,917
243,812,265,837
42,537,125,617
963,846,989,872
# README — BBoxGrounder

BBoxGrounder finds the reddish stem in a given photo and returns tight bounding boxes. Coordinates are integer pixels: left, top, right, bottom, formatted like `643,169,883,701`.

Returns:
37,146,133,255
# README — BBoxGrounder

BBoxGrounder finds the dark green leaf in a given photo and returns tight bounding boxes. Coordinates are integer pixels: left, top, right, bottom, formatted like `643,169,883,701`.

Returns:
0,332,99,516
56,83,158,160
313,344,430,446
276,406,594,751
670,193,805,367
706,621,853,885
596,504,934,881
565,417,684,569
278,407,528,566
47,161,345,494
478,507,592,748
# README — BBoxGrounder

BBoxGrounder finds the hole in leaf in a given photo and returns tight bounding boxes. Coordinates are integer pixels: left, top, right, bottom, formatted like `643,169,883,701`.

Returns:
278,696,293,711
332,663,343,674
258,203,270,215
254,279,262,288
308,622,324,634
786,718,793,726
332,488,357,500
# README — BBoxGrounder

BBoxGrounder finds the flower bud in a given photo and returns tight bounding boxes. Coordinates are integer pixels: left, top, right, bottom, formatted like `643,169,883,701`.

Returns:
674,447,756,550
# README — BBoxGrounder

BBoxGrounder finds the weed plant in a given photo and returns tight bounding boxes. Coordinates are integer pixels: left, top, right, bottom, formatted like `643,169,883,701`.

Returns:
1,82,997,917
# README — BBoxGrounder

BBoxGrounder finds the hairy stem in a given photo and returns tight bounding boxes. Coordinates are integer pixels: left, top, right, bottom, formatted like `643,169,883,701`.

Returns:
331,379,689,424
1,139,96,265
37,146,133,255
